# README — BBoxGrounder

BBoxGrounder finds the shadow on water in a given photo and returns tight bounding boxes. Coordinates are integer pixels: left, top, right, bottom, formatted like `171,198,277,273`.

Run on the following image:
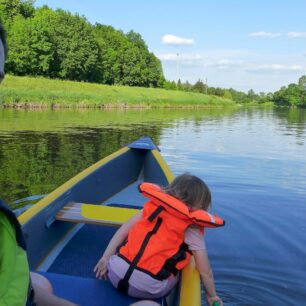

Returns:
1,107,306,305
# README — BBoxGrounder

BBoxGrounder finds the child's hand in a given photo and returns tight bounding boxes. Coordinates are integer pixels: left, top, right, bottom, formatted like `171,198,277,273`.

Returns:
94,256,109,280
207,295,223,306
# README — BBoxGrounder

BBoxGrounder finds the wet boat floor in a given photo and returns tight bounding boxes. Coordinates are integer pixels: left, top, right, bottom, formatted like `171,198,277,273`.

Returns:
43,224,166,305
48,223,115,278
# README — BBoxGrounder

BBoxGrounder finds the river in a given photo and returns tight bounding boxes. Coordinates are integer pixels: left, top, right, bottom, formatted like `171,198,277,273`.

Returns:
0,107,305,305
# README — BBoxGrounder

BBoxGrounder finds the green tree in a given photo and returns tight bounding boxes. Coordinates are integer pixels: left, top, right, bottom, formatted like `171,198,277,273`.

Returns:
192,79,207,94
144,53,164,87
50,9,100,81
0,0,34,25
93,24,164,87
228,88,248,103
273,84,302,106
299,76,306,105
163,80,177,90
122,30,164,87
126,30,147,50
120,45,145,86
177,79,182,90
93,24,125,84
6,14,53,75
223,90,232,100
2,3,164,86
181,81,192,91
298,75,306,89
285,84,301,106
247,89,257,102
208,87,224,97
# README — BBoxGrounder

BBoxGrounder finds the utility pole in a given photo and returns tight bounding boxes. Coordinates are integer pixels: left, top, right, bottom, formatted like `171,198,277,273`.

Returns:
205,78,208,95
176,53,179,82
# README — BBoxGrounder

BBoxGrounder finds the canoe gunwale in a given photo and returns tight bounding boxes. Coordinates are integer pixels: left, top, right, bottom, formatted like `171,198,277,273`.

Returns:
17,138,202,306
18,147,130,225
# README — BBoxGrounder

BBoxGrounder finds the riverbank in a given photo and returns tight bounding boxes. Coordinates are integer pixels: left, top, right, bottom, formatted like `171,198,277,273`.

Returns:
1,75,234,109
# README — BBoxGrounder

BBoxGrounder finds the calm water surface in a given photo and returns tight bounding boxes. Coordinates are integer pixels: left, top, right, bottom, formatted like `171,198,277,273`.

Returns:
0,107,305,305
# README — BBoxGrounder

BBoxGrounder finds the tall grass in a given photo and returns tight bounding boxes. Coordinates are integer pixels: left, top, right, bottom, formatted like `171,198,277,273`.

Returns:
0,75,234,108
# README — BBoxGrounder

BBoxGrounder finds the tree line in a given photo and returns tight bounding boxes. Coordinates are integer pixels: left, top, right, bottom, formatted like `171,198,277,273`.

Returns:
164,76,306,107
0,0,165,87
273,76,306,107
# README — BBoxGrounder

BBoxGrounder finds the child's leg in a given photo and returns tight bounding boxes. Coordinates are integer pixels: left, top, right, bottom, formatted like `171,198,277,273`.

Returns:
30,272,78,306
30,272,53,293
108,264,178,298
129,301,161,306
32,285,78,306
108,255,179,299
127,275,179,299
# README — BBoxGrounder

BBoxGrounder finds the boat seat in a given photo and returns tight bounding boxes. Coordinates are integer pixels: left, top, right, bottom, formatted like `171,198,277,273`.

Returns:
55,202,140,226
39,272,163,306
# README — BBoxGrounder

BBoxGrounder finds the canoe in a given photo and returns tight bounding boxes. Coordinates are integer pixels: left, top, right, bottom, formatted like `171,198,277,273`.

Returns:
18,137,201,306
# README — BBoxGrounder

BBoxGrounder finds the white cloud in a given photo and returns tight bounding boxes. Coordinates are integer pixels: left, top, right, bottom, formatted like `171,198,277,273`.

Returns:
249,31,281,38
245,64,303,73
162,34,194,46
211,59,247,70
203,49,256,58
157,53,202,63
208,58,304,74
287,32,306,38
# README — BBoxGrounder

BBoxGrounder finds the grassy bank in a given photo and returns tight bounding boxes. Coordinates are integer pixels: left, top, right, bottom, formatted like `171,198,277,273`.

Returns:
0,75,234,108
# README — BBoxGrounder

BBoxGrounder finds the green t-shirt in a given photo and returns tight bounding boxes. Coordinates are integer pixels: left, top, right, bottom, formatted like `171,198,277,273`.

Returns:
0,211,29,306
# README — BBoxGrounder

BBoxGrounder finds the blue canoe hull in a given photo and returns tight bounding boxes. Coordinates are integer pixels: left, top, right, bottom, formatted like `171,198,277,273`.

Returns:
18,137,200,306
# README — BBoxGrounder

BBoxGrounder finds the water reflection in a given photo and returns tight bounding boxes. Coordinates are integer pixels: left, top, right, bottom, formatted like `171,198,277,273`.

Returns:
0,107,306,305
273,108,306,142
0,107,237,204
0,126,161,204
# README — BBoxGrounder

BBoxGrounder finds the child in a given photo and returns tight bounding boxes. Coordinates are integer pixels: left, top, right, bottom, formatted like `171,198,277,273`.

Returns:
94,173,224,306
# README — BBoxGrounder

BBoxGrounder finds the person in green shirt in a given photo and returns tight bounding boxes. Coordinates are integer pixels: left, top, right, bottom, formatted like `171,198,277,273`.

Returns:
0,19,6,83
0,199,78,306
0,200,30,305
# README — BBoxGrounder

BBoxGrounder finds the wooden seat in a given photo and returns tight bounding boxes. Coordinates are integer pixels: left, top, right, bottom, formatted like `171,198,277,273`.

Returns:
56,202,140,227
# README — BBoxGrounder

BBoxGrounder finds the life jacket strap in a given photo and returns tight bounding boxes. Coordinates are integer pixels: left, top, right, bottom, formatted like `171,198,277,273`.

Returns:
156,242,190,279
117,217,163,294
116,237,128,254
147,206,164,222
117,278,129,294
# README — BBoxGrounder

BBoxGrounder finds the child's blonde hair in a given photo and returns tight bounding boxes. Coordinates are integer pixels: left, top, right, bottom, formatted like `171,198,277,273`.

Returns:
163,173,211,211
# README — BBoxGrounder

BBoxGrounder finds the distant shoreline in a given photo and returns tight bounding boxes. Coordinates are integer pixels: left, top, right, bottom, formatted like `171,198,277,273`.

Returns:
1,75,235,109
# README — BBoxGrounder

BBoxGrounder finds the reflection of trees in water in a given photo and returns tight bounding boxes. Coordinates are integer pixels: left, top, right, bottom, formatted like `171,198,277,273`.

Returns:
5,106,302,205
0,108,242,206
0,126,161,205
272,108,306,139
0,108,239,131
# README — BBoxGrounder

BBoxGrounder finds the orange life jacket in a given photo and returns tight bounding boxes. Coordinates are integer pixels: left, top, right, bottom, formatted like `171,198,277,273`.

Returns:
117,183,225,293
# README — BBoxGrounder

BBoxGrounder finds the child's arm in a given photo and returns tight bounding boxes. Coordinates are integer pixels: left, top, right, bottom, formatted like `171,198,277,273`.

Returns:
94,210,142,279
192,249,223,306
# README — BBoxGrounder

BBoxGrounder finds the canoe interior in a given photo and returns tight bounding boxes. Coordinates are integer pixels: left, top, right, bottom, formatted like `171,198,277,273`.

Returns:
21,141,180,306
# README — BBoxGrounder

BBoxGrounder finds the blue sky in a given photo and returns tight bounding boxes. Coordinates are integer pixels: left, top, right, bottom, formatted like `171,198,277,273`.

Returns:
35,0,306,92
